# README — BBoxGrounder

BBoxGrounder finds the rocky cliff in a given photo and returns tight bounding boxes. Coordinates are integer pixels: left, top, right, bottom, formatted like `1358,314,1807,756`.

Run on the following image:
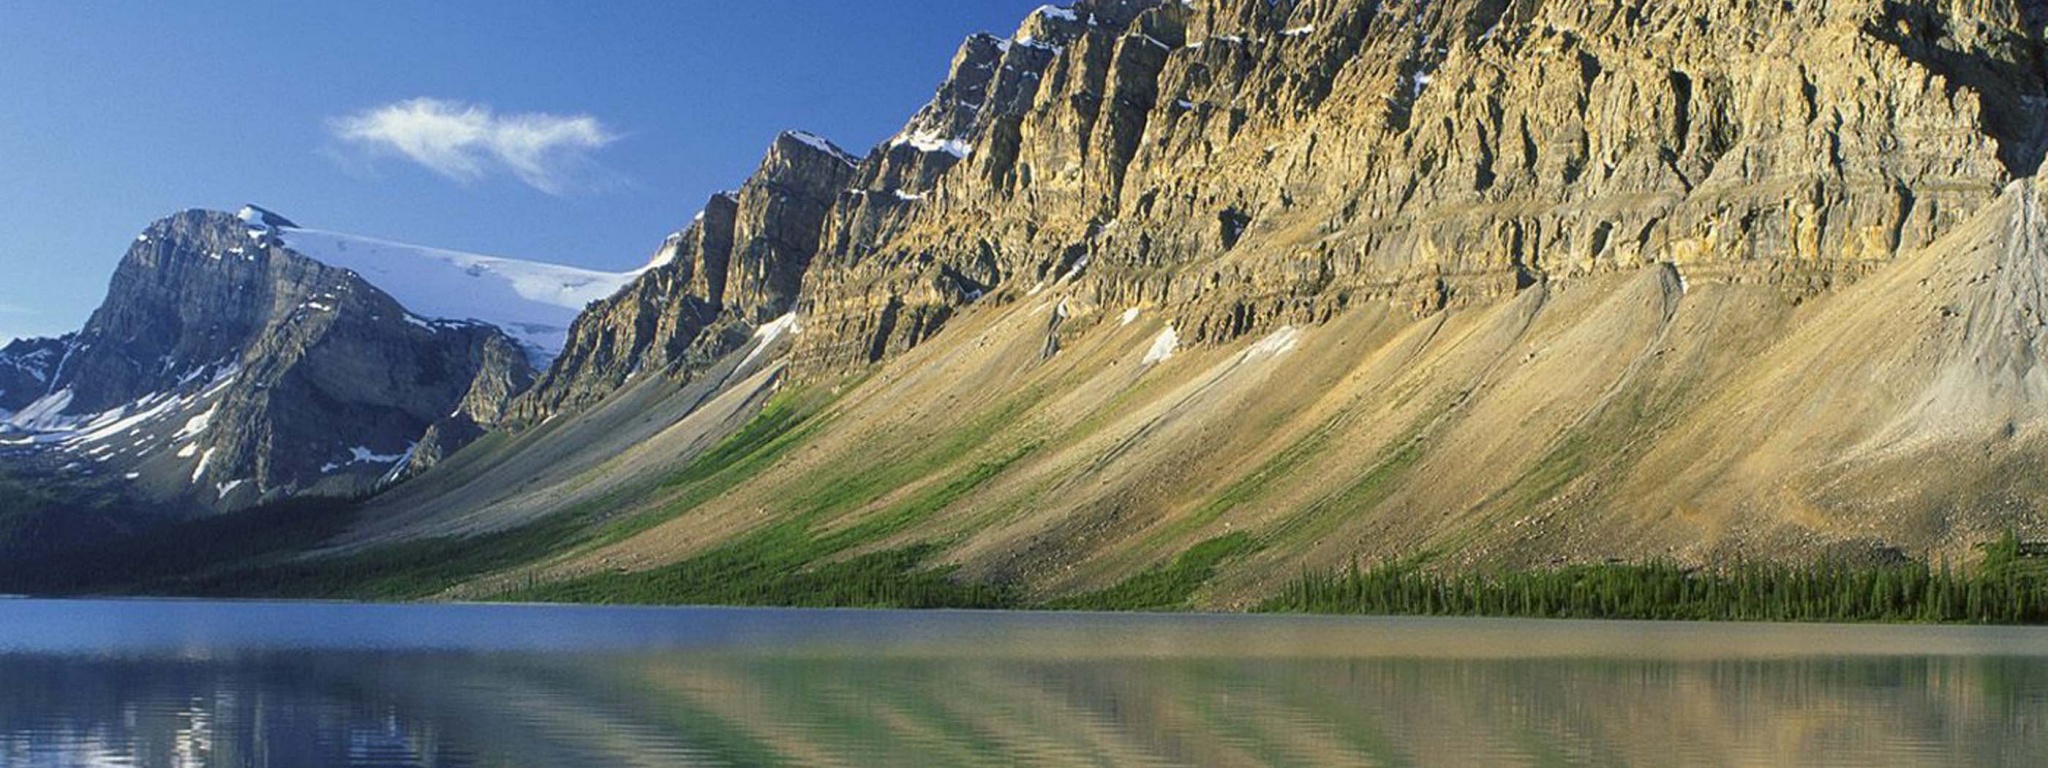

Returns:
795,0,2044,370
510,131,856,422
332,0,2048,605
515,0,2045,404
1,208,533,512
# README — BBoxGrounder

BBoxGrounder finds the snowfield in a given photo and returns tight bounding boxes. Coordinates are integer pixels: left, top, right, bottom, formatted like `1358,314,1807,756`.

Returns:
273,223,637,361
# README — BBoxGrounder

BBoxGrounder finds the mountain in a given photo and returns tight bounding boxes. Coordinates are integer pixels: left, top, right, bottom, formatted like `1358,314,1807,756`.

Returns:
15,0,2048,607
507,130,856,423
0,207,585,549
270,221,640,364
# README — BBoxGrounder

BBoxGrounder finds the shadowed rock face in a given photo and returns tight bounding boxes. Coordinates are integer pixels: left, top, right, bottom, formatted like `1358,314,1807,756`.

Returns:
2,209,532,510
0,337,69,416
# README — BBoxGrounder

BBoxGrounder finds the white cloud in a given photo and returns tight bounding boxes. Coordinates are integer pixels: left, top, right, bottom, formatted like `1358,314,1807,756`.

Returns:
330,98,619,194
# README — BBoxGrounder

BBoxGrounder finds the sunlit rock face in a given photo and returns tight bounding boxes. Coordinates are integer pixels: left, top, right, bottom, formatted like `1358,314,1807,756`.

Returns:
526,0,2048,403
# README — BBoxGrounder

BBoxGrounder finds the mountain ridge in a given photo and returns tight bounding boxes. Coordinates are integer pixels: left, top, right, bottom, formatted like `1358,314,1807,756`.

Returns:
12,0,2048,607
0,208,553,540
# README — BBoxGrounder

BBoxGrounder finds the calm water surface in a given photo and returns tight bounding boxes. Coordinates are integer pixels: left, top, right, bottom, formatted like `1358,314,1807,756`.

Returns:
0,599,2044,766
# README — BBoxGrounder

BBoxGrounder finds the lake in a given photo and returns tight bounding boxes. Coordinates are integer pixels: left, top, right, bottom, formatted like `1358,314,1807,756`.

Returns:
0,600,2043,766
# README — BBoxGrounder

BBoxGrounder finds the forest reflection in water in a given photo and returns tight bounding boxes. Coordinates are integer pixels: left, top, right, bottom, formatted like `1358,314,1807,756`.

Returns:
0,602,2043,766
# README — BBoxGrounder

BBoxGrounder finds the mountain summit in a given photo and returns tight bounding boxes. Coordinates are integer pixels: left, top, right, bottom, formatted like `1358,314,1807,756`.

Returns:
0,208,566,540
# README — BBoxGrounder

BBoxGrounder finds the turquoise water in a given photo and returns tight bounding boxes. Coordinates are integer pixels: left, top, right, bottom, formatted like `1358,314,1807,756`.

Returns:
0,599,2044,766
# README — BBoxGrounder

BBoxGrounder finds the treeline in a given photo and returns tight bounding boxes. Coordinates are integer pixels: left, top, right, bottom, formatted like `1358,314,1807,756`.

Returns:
1264,533,2048,624
505,542,1016,609
0,495,360,595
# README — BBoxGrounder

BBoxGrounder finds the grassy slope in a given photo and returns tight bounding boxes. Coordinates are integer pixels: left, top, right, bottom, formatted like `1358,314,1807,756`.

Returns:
19,185,2048,616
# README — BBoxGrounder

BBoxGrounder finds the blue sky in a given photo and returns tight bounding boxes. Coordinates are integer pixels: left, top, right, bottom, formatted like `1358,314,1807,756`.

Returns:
0,1,1048,344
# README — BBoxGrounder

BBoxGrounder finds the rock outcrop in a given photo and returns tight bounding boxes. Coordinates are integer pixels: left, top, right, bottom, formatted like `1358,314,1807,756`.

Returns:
790,0,2045,371
1,209,533,510
0,336,69,419
510,131,856,422
502,0,2048,440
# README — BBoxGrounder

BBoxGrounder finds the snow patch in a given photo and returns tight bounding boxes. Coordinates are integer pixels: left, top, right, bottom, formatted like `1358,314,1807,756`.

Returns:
738,313,801,371
5,389,76,432
276,227,635,361
62,393,184,447
1014,36,1063,53
1059,254,1091,283
1143,326,1180,365
378,444,420,485
235,206,270,230
1281,25,1316,37
1245,326,1302,358
350,446,407,464
638,234,685,272
1121,307,1141,326
784,131,859,166
1035,5,1078,21
190,448,216,483
323,445,409,474
891,131,973,158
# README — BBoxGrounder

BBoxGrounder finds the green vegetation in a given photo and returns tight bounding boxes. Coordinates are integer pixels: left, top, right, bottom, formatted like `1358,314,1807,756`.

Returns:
0,390,835,600
15,373,2048,627
1046,533,1258,611
506,542,1014,608
0,468,132,558
498,442,1041,608
169,511,591,600
1266,532,2048,624
152,392,840,600
0,494,360,594
587,393,830,547
1269,434,1425,548
1170,422,1339,540
493,387,1060,608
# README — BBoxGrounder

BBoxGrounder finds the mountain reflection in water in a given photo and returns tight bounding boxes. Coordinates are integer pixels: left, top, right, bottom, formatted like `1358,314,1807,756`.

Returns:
0,601,2043,767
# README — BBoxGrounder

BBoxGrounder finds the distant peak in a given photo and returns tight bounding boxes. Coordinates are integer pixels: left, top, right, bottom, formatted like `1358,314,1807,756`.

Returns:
236,205,299,231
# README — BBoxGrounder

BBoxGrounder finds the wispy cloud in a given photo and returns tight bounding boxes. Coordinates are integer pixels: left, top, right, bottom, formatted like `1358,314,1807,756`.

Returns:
330,98,620,195
0,302,31,315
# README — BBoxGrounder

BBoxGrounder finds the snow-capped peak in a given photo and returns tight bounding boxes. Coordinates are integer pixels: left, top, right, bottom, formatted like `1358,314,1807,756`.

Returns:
271,222,637,363
235,205,300,239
